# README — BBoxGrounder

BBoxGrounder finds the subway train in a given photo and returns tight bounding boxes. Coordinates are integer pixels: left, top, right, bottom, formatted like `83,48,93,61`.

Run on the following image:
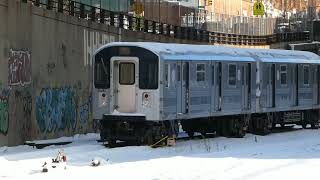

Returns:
92,42,320,147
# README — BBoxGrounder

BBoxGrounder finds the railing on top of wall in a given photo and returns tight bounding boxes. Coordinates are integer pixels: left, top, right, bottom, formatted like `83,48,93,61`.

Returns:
21,0,310,46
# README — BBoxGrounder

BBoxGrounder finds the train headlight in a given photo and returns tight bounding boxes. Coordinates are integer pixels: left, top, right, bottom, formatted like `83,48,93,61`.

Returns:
142,92,151,107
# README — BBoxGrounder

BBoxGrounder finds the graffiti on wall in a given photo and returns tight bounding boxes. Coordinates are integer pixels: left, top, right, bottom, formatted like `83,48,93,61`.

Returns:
79,96,92,124
0,96,9,135
8,49,31,86
13,90,32,141
83,29,115,66
36,88,77,133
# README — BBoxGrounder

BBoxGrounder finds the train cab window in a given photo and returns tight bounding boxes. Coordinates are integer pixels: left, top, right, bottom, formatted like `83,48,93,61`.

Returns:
228,64,237,87
196,64,206,82
303,65,310,86
94,56,110,89
119,63,135,85
280,65,287,86
139,60,158,89
165,64,170,88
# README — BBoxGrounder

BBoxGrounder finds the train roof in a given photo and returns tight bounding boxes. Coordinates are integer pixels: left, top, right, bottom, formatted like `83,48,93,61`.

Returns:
96,42,320,64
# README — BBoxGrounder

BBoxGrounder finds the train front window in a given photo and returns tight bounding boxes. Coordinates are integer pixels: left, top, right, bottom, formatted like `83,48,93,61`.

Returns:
139,60,158,89
94,56,110,89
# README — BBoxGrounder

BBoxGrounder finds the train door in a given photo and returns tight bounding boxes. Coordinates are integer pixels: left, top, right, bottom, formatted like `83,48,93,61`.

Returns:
314,65,319,105
293,64,299,106
267,64,276,108
218,62,222,111
318,65,320,105
210,62,218,111
177,63,182,116
241,63,251,110
271,64,276,107
177,62,189,115
112,57,138,113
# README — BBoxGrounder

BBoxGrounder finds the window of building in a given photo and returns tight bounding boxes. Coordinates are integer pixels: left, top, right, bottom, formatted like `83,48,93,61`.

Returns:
196,64,206,82
228,64,237,86
280,65,287,86
303,65,310,86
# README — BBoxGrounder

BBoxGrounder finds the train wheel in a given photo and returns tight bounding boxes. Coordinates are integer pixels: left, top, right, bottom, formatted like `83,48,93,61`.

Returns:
301,121,307,129
232,118,246,138
108,139,116,148
200,132,207,138
187,131,195,138
280,122,286,129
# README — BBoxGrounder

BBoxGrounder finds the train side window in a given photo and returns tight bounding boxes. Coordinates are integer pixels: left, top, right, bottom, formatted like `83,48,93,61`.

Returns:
183,63,187,81
280,65,287,86
303,65,310,86
211,65,214,85
94,56,110,89
165,64,170,88
196,64,205,82
177,65,181,81
228,64,237,87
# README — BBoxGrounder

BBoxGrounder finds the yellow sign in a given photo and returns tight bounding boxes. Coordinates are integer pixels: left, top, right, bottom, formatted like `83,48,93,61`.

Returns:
253,1,265,16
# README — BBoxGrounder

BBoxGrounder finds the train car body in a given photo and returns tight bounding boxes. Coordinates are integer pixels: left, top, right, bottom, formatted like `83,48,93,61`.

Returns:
93,42,320,146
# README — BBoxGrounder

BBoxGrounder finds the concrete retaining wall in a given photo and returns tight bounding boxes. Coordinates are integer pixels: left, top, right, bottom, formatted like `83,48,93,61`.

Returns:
0,0,303,146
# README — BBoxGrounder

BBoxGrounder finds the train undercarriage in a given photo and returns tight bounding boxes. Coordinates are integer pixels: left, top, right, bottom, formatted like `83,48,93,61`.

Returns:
99,110,320,148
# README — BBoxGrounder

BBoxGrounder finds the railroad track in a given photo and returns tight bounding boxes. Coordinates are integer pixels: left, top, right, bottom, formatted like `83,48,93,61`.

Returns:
101,125,306,148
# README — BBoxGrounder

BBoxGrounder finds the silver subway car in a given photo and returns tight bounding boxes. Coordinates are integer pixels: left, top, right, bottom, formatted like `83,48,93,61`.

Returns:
93,42,320,146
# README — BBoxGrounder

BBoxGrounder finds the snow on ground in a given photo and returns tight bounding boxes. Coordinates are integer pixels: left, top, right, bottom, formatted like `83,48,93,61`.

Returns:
1,128,320,180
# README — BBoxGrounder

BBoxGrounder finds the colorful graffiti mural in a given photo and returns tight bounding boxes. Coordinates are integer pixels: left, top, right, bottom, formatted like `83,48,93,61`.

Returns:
80,96,92,124
36,88,77,133
8,49,31,86
0,96,9,135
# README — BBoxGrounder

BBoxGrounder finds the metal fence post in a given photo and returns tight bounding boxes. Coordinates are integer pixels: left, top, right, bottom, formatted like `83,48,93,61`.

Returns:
119,14,124,28
100,9,105,24
69,0,75,16
47,0,52,10
136,17,141,31
174,26,178,38
159,23,163,35
144,20,148,33
80,3,85,19
35,0,40,6
91,7,96,21
128,16,133,30
58,0,63,13
110,11,114,26
152,21,156,34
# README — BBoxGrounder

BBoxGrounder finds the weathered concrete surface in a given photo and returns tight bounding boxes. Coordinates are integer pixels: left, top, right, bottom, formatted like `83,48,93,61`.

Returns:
0,0,310,146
